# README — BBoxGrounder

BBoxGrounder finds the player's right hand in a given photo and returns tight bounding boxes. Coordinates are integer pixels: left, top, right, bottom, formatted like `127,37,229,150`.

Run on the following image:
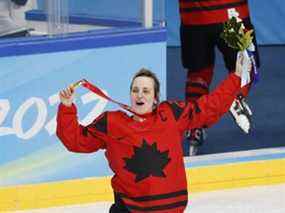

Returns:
59,86,75,107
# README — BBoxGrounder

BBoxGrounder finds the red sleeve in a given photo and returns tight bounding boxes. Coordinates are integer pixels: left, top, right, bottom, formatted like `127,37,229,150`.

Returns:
56,103,107,153
168,73,241,132
187,73,241,129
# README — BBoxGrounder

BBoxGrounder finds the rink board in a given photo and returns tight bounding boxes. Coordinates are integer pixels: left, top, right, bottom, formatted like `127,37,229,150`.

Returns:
1,149,285,211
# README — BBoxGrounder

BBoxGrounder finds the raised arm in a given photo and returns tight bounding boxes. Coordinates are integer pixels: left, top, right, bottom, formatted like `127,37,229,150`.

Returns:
188,52,250,128
188,73,241,129
174,53,250,131
56,86,107,153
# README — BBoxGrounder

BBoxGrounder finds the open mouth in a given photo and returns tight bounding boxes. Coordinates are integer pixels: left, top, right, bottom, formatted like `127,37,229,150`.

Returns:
136,102,144,106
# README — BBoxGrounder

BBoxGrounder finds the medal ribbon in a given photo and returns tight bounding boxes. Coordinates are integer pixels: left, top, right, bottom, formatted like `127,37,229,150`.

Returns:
72,79,137,115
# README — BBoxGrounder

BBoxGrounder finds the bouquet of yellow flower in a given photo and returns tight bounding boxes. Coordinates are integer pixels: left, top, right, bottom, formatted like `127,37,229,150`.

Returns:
221,17,259,86
220,17,254,51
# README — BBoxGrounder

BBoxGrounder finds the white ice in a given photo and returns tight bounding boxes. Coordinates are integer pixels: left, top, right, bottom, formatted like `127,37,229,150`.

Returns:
15,184,285,213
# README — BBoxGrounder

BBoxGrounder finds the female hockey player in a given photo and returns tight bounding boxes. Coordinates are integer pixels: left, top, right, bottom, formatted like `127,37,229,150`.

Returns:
57,54,251,212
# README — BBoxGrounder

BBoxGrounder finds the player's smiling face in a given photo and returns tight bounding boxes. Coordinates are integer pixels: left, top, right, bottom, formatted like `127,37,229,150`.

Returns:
130,76,156,115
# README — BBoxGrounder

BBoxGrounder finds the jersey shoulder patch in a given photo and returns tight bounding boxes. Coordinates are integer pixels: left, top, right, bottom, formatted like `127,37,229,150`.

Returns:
88,112,108,134
165,101,187,121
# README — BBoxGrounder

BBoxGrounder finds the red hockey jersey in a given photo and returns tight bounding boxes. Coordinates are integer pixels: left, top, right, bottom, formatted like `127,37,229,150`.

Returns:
179,0,250,25
56,74,241,212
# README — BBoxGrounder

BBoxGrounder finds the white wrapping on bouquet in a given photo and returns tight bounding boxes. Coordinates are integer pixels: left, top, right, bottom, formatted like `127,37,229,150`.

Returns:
237,43,256,87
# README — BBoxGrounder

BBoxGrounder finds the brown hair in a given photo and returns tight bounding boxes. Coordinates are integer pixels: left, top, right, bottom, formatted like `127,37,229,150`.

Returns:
130,68,160,103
